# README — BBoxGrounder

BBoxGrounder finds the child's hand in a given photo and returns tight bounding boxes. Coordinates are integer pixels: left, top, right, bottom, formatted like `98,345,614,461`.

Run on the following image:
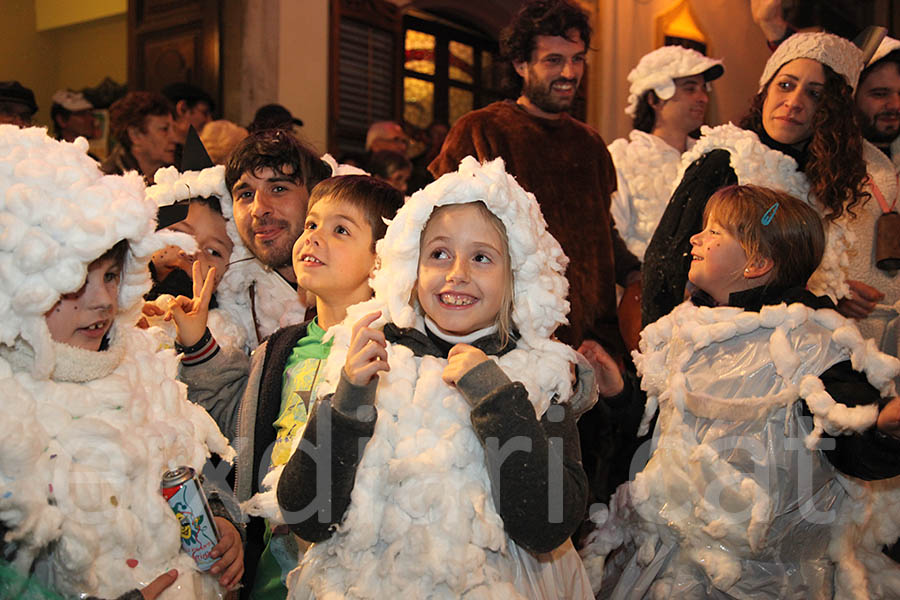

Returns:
877,397,900,438
166,262,215,347
344,311,390,386
578,340,624,397
442,344,489,387
209,516,244,590
140,569,178,599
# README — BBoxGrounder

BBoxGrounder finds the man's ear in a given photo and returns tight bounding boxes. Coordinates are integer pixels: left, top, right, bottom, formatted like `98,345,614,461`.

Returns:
513,60,528,79
744,256,774,279
175,99,189,118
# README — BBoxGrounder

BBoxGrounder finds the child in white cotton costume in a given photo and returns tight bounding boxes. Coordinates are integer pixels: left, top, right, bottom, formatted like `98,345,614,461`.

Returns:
265,156,597,598
580,185,900,599
0,126,242,599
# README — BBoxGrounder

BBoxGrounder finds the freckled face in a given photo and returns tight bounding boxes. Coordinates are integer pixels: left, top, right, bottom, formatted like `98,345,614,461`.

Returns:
45,256,121,351
688,217,751,304
416,203,508,337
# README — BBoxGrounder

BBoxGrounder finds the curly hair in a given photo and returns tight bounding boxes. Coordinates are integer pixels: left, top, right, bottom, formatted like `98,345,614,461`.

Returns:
108,92,173,150
632,90,658,133
499,0,591,92
739,63,868,222
224,129,331,194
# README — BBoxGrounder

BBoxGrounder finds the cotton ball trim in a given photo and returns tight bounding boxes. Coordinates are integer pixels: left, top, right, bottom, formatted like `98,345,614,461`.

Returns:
624,46,723,117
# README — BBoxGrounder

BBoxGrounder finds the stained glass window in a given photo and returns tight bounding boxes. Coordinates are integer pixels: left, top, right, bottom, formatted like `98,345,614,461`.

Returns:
404,77,434,129
405,30,436,75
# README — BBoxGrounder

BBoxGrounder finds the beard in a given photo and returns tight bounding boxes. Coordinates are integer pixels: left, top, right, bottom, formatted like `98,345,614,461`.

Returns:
861,110,900,146
240,216,298,270
522,75,579,115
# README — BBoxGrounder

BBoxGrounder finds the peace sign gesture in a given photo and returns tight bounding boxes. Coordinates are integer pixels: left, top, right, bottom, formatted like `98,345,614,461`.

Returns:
165,261,216,347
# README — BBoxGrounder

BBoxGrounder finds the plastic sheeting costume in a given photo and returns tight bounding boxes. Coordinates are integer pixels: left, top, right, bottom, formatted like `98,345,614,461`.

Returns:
248,157,596,598
582,289,900,598
0,126,234,599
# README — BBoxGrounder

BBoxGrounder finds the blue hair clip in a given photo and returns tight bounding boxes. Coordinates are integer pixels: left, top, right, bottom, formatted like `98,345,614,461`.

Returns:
761,202,779,226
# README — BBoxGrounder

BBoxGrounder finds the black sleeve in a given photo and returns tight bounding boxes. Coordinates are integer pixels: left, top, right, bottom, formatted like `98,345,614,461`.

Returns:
807,360,900,480
583,368,652,503
277,374,378,542
641,149,737,326
458,361,589,554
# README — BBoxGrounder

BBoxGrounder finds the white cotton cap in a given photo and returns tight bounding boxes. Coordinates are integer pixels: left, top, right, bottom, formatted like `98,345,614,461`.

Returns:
624,45,724,117
866,36,900,68
51,90,93,112
759,32,863,92
0,125,160,378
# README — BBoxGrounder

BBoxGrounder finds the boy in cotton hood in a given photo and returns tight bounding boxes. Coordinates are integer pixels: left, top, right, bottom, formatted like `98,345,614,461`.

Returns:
266,157,598,598
143,126,245,355
0,126,243,598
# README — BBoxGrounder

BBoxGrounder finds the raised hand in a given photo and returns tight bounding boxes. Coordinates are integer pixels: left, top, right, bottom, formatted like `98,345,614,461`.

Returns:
578,339,624,397
442,344,489,387
344,311,390,386
166,261,216,347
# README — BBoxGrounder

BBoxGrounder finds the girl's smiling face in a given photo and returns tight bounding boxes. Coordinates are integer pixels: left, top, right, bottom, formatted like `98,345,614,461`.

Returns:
688,217,753,305
416,203,509,337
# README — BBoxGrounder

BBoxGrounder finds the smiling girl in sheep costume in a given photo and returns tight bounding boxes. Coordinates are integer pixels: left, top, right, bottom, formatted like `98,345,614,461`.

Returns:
270,156,595,598
580,185,900,599
0,126,241,599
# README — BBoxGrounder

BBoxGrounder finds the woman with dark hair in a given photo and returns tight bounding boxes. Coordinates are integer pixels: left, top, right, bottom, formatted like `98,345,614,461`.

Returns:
642,32,868,326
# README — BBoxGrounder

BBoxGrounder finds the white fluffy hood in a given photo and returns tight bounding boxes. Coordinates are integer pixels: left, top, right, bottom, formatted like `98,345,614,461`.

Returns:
374,156,570,343
0,126,161,378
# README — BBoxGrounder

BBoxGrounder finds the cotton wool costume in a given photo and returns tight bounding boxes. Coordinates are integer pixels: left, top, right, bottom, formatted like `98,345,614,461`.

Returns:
609,46,723,261
580,287,900,598
0,126,235,599
241,157,595,598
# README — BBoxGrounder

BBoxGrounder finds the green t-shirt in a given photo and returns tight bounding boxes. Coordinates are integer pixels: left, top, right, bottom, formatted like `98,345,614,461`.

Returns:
251,319,332,600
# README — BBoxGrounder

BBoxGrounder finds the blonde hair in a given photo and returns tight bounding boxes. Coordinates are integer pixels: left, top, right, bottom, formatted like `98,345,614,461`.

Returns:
705,185,825,290
418,201,515,345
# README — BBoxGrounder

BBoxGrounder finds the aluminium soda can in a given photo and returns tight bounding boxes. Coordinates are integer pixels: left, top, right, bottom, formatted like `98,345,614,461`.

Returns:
161,466,219,571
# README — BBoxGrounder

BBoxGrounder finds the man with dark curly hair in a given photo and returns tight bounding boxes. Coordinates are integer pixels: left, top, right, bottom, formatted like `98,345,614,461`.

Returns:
101,91,177,183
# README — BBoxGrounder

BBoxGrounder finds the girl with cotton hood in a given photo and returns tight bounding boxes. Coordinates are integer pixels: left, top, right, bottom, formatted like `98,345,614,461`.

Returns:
0,126,242,599
262,157,597,598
